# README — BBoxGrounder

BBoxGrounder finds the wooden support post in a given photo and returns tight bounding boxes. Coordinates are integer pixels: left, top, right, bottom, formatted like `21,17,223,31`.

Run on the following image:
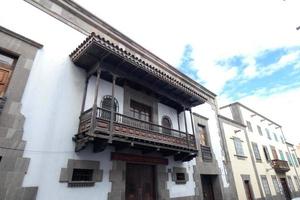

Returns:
189,109,195,135
183,107,189,148
81,76,89,113
177,110,181,132
90,65,101,133
109,74,116,143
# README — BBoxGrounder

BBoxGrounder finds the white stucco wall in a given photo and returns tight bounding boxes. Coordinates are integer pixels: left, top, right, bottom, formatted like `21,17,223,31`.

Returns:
0,1,230,200
167,158,196,198
84,77,124,114
157,103,179,130
239,106,300,196
0,1,113,200
193,102,229,188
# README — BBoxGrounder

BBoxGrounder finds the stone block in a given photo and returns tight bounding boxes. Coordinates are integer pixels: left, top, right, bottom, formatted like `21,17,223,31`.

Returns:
23,187,38,200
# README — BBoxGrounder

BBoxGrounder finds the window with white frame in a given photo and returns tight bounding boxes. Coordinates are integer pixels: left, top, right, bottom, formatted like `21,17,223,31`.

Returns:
273,132,278,142
279,150,285,161
287,176,295,192
252,142,261,161
262,146,271,162
261,175,271,195
271,176,281,194
257,125,263,136
233,138,245,157
286,152,293,166
292,154,299,167
265,128,271,140
294,176,300,190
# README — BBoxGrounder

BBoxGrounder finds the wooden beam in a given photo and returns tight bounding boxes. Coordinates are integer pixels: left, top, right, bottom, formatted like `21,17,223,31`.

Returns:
100,62,190,107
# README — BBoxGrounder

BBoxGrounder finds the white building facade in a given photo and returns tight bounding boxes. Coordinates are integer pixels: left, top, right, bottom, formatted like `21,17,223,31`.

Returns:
0,1,234,200
219,102,300,200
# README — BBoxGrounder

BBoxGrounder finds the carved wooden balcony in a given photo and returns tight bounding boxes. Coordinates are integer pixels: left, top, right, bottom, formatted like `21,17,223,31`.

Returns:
200,145,213,161
74,107,198,162
271,159,290,173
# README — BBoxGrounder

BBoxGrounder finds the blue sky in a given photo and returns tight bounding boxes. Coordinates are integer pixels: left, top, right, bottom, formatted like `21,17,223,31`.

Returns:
179,45,300,101
74,0,300,143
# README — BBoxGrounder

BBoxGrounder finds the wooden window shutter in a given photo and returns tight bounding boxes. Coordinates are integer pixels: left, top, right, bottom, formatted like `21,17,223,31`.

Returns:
0,63,12,97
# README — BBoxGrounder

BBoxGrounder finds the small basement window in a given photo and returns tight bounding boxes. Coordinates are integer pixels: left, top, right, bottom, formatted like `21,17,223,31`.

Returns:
59,159,103,187
72,169,93,182
171,167,189,184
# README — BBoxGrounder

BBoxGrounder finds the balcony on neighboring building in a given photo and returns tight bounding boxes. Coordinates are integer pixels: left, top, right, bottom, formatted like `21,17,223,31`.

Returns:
70,33,215,162
271,159,290,173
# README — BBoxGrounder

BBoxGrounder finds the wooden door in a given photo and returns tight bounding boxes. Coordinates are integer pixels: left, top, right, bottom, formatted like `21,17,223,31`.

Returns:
0,63,12,97
126,163,155,200
244,180,254,200
201,175,215,200
280,178,291,200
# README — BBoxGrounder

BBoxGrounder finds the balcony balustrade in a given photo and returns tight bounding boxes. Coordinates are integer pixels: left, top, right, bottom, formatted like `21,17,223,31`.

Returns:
75,107,197,161
271,159,290,173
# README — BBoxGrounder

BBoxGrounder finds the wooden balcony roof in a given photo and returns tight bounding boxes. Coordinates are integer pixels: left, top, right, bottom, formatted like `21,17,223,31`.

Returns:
70,33,214,109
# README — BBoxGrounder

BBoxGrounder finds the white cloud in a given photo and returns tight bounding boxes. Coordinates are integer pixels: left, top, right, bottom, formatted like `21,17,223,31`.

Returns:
260,50,300,77
243,65,257,79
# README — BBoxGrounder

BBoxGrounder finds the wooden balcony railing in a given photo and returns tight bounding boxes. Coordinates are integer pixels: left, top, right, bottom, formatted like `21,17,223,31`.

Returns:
200,145,213,161
271,159,290,173
76,107,197,158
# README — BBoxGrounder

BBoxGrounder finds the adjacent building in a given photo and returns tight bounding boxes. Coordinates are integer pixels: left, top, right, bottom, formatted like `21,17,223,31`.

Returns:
219,102,300,200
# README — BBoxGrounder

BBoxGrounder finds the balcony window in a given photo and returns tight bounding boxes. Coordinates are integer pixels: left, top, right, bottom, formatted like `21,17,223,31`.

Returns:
251,142,261,161
286,152,293,166
161,116,172,135
262,146,271,162
279,150,285,161
100,95,118,120
130,100,151,122
271,146,278,160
